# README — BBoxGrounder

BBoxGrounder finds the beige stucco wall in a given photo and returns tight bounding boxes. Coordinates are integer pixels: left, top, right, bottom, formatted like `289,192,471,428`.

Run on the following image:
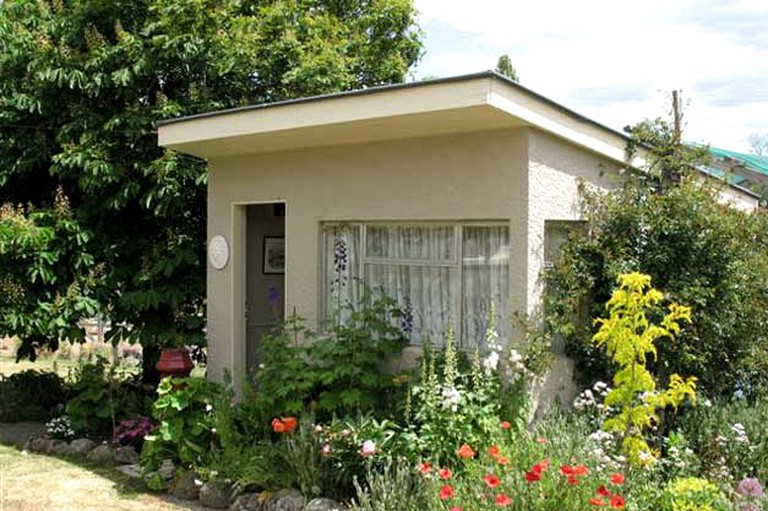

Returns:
206,128,529,381
525,129,624,414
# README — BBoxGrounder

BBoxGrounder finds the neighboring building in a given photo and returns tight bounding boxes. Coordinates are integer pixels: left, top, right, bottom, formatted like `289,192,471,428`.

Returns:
698,146,768,204
156,72,758,408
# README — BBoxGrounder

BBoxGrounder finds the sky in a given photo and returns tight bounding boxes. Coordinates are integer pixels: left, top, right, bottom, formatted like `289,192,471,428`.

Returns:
411,0,768,152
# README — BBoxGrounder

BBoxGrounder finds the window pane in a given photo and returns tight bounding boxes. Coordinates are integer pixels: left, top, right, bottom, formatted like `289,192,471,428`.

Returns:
364,263,458,345
366,225,455,262
462,226,509,348
324,225,362,315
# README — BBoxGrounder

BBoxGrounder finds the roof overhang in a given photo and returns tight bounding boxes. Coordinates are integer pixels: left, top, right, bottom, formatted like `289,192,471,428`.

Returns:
157,71,644,168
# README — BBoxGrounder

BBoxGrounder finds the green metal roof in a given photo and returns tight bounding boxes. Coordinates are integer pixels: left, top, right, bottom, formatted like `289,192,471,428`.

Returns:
709,146,768,177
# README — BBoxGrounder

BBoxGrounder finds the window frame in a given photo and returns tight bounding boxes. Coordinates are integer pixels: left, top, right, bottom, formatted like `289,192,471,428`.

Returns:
322,221,510,347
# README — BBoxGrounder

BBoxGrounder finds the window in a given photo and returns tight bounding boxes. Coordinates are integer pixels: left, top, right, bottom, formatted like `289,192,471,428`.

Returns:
324,223,509,348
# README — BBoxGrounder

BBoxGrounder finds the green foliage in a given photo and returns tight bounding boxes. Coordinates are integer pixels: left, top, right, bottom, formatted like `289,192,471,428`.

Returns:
141,376,224,472
65,356,153,438
660,477,729,511
0,0,423,360
0,198,97,361
546,176,768,396
675,397,768,483
625,117,711,188
593,273,697,467
495,54,519,82
420,412,627,511
403,319,528,467
284,415,400,501
0,369,68,421
351,457,430,511
248,290,407,423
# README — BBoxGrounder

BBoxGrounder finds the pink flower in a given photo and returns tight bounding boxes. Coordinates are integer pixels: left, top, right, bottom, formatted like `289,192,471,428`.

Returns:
321,443,331,456
419,461,431,475
439,485,455,500
439,468,452,480
360,440,376,457
495,493,512,507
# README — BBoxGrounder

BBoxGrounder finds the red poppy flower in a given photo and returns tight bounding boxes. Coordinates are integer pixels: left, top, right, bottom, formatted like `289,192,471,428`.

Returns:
439,468,452,480
450,508,462,511
597,485,612,497
525,470,541,482
500,421,511,430
573,464,589,476
488,444,501,458
439,485,455,500
485,474,501,488
457,444,476,459
567,475,579,486
560,465,574,476
610,473,625,485
495,493,512,507
610,495,625,509
281,416,298,432
589,497,606,506
419,461,431,475
271,418,286,433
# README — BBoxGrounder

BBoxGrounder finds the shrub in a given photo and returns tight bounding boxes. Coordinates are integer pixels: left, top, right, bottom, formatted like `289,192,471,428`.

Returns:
674,397,768,483
591,273,696,467
141,376,224,478
0,369,68,421
247,288,407,425
545,179,768,397
661,477,729,511
65,357,153,438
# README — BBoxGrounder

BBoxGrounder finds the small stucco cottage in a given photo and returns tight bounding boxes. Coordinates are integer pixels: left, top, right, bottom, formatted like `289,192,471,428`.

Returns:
157,71,757,402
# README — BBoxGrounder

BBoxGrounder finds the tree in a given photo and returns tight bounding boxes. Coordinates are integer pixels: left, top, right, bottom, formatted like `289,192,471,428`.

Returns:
495,54,518,82
748,133,768,156
0,0,423,378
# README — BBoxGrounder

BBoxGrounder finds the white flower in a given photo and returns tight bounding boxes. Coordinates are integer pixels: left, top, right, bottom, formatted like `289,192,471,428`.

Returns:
483,350,499,373
205,404,213,412
440,386,461,412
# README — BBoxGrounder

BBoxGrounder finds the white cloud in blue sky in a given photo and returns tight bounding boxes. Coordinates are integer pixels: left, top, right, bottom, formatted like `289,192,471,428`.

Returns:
412,0,768,151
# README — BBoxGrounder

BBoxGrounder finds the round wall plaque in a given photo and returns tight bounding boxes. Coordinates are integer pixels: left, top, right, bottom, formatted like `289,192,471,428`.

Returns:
208,235,229,270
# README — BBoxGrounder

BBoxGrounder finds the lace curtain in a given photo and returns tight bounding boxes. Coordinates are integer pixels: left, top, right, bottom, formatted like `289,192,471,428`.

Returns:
324,223,509,348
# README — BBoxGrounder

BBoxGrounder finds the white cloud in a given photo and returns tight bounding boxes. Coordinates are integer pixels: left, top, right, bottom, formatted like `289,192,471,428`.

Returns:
413,0,768,151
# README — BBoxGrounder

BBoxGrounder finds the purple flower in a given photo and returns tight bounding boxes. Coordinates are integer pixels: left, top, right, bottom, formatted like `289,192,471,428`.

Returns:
268,284,279,307
738,478,764,498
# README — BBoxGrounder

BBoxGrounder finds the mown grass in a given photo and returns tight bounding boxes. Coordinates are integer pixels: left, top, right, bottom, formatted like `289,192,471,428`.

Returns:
0,444,208,511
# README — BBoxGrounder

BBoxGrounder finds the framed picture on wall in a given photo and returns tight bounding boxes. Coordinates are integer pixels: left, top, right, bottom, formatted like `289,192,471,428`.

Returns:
263,236,285,274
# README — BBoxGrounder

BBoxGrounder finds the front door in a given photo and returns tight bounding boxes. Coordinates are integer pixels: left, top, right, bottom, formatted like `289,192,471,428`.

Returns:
245,203,285,379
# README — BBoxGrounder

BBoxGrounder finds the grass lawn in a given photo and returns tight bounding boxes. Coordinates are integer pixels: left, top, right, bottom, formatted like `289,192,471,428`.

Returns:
0,355,82,378
0,444,207,511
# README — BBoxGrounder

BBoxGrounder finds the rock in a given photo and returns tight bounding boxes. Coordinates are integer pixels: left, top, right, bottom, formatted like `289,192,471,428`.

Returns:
51,439,70,455
303,498,346,511
68,438,96,456
230,492,266,511
200,480,234,509
115,445,140,464
115,463,143,479
87,444,117,465
28,437,54,454
264,489,305,511
171,469,201,501
158,459,175,481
